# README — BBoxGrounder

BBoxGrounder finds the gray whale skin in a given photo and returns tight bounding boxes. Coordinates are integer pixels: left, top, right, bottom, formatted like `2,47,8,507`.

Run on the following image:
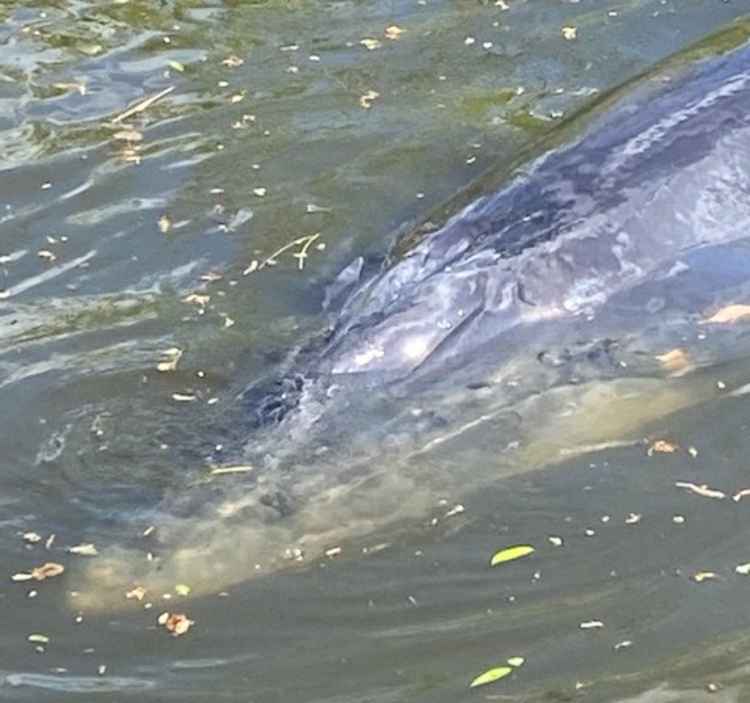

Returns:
251,32,750,430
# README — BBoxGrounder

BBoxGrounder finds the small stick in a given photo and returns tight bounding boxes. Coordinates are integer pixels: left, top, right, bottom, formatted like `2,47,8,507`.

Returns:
258,233,320,270
111,86,175,124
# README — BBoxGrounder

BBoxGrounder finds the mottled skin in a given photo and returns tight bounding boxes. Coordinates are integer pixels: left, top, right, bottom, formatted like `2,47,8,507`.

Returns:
318,41,750,385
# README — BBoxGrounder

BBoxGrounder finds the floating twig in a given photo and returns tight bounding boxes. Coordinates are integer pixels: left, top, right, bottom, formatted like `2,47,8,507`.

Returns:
112,86,175,124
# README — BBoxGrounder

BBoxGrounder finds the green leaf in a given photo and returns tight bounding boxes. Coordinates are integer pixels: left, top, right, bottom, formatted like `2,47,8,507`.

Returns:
469,666,512,688
490,544,535,567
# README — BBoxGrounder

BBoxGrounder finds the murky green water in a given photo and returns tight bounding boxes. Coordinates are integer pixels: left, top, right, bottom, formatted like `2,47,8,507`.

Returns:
3,1,750,701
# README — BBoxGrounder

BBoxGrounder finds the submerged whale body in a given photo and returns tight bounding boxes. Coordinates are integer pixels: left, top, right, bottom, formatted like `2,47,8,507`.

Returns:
79,33,750,605
251,35,750,429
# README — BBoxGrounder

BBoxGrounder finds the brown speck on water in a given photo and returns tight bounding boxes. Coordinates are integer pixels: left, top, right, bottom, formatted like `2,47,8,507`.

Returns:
647,439,679,456
126,586,147,601
159,612,194,636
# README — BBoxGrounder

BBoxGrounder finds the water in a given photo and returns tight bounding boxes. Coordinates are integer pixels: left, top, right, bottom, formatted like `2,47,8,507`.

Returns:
3,1,750,700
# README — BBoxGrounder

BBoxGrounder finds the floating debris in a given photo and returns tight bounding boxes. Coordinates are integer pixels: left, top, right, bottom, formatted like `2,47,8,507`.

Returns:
507,657,524,667
182,293,210,307
126,586,147,601
243,260,259,275
360,38,381,51
675,482,726,500
735,563,750,575
614,640,633,651
171,393,197,402
158,612,194,636
469,665,512,688
175,584,191,596
158,215,172,233
561,26,577,41
733,488,750,502
111,86,175,124
209,465,253,476
490,544,534,567
625,513,642,525
246,233,322,273
28,634,50,644
579,620,604,629
548,536,564,547
53,81,87,95
693,571,718,583
325,546,342,558
222,55,244,67
444,504,464,518
68,544,98,557
359,90,380,109
112,129,143,143
22,532,42,544
384,25,405,40
647,439,679,456
284,547,304,561
157,348,183,373
13,562,65,582
200,271,224,283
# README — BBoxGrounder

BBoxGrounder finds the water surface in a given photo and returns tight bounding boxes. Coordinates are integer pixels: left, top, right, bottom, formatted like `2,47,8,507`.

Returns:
2,1,750,701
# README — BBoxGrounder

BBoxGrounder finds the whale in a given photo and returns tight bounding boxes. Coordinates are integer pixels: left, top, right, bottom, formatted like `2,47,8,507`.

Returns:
74,26,750,607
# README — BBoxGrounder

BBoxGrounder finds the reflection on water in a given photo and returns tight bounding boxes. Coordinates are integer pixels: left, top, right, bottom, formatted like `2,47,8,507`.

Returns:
3,0,750,700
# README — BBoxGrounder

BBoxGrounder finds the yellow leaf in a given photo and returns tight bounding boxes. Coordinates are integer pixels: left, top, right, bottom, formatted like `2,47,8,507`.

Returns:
470,666,512,688
490,544,534,567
